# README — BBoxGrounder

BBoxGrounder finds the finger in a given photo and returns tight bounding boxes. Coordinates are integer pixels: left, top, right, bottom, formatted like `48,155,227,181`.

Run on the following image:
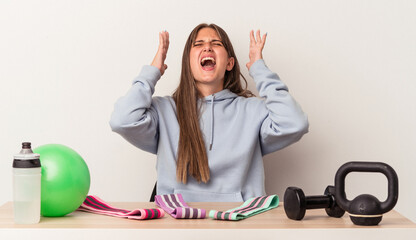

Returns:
249,30,255,45
159,31,164,41
165,31,170,50
158,32,163,48
160,31,169,51
256,30,261,43
160,32,167,51
261,33,267,48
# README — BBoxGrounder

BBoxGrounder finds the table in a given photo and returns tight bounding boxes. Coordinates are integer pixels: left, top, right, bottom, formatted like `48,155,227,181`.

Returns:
1,201,415,239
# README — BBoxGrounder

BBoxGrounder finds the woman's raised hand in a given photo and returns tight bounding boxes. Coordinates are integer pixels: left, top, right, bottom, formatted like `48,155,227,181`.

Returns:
151,31,170,76
246,30,267,71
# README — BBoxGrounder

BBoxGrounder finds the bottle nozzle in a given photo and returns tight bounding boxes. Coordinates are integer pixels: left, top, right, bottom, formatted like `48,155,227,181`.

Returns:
22,142,31,149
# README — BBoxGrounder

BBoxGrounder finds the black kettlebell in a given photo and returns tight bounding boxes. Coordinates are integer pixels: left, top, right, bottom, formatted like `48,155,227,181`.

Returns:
335,161,399,226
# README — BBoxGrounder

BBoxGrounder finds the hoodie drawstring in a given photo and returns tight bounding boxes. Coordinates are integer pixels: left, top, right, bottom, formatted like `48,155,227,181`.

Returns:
209,94,215,150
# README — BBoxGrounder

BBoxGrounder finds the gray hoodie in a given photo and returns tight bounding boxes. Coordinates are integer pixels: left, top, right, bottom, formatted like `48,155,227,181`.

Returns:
110,59,308,202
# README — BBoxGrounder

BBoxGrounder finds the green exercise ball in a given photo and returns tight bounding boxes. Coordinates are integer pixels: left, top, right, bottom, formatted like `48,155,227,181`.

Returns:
33,144,90,217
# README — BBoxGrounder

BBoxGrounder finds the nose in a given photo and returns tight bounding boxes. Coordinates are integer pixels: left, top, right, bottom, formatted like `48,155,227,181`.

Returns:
203,43,213,52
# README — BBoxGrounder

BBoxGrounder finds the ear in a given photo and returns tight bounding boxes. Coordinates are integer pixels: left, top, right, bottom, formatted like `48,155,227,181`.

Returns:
226,57,235,71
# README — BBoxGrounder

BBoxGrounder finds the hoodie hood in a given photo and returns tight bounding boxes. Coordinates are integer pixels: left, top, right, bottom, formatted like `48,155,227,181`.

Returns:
201,89,238,102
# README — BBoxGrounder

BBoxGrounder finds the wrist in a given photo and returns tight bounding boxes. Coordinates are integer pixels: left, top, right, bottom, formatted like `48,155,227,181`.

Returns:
248,59,266,77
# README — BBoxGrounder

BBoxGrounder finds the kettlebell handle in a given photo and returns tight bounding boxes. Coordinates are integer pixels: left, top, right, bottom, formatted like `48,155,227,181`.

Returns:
335,161,399,214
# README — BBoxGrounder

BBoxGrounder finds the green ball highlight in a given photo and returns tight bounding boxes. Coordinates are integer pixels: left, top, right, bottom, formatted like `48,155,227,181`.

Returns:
34,144,90,217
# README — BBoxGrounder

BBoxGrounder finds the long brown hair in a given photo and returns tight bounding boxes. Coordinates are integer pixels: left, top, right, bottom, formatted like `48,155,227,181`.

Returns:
172,23,253,183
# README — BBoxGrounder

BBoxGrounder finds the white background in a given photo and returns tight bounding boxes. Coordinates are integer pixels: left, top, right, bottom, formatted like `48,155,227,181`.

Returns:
1,0,415,222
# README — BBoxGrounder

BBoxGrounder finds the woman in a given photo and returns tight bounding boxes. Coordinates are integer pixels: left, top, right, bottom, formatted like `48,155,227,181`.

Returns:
110,23,308,202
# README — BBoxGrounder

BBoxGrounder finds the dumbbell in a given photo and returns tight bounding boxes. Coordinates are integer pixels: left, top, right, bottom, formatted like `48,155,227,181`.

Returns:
284,186,345,220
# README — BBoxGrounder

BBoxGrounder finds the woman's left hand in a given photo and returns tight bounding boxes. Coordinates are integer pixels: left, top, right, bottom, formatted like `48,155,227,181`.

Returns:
246,30,267,71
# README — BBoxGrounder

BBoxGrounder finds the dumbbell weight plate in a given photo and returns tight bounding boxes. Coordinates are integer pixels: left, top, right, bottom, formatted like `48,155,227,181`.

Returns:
284,187,306,220
324,186,345,218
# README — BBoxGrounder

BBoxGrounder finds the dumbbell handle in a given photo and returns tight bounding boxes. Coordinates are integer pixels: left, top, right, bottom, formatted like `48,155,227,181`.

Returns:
305,195,332,209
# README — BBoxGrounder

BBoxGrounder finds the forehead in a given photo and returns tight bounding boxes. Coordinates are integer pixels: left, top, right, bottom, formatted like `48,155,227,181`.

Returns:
195,27,221,41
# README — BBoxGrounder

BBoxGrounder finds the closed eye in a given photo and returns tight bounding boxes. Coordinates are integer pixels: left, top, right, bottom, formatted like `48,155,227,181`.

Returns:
212,40,223,46
193,40,223,47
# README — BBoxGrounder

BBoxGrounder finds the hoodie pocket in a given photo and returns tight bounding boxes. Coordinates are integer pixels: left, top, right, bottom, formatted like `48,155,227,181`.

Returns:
174,189,243,202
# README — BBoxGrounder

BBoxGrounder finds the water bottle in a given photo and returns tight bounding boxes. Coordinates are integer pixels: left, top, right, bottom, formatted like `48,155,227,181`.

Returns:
13,142,41,224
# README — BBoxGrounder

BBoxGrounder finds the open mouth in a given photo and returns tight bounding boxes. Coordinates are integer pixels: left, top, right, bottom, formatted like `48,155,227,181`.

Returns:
200,56,216,71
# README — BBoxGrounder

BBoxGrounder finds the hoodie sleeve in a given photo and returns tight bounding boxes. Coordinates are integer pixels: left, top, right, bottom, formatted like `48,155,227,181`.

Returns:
249,59,309,155
109,65,161,154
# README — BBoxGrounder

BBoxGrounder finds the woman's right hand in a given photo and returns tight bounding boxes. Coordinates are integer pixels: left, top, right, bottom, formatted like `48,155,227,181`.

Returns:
151,31,169,76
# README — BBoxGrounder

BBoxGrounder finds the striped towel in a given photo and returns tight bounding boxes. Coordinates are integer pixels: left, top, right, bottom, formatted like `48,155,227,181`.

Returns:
209,195,279,220
155,194,206,219
77,195,165,220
